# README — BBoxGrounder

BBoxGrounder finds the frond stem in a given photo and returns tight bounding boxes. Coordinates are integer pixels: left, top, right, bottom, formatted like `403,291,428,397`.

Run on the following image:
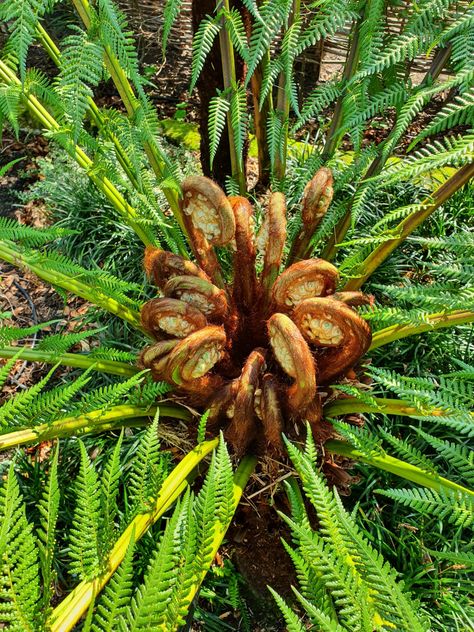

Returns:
370,310,474,350
0,346,139,377
0,239,143,330
324,396,473,420
0,404,192,452
326,439,474,496
342,162,474,290
274,0,300,181
217,0,246,193
321,14,362,162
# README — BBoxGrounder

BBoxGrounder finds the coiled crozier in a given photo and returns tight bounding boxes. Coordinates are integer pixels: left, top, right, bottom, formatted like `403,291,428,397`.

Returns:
139,171,372,455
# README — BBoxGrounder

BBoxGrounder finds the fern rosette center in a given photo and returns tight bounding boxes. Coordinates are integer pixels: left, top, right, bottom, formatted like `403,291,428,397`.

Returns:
139,173,372,454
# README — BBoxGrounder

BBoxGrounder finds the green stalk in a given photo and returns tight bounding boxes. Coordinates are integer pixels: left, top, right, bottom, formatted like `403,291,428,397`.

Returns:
343,162,474,290
70,0,188,242
326,439,474,496
36,23,141,191
321,16,362,162
274,0,300,181
0,60,156,248
322,45,453,261
0,346,139,377
49,438,219,631
217,0,246,193
370,310,474,350
0,239,142,330
323,396,474,419
250,52,272,187
0,403,193,452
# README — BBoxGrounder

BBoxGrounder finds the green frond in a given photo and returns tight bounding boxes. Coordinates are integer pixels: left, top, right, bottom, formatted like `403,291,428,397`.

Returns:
0,365,59,431
77,372,148,415
292,588,346,631
292,81,341,132
123,493,192,630
369,366,474,418
268,587,306,631
331,421,384,458
56,27,104,141
196,410,209,445
378,487,474,528
267,109,285,172
273,437,429,631
97,0,143,96
127,413,166,517
0,0,54,82
213,436,235,526
225,7,250,63
69,440,102,580
230,83,247,169
412,86,474,147
0,81,22,136
415,429,474,487
208,92,230,168
0,320,59,346
91,536,136,632
244,0,290,85
376,133,474,187
162,0,184,54
0,464,41,631
100,431,124,554
0,218,77,246
295,0,356,56
190,15,221,93
0,352,22,390
378,428,438,474
37,328,106,355
36,447,59,623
